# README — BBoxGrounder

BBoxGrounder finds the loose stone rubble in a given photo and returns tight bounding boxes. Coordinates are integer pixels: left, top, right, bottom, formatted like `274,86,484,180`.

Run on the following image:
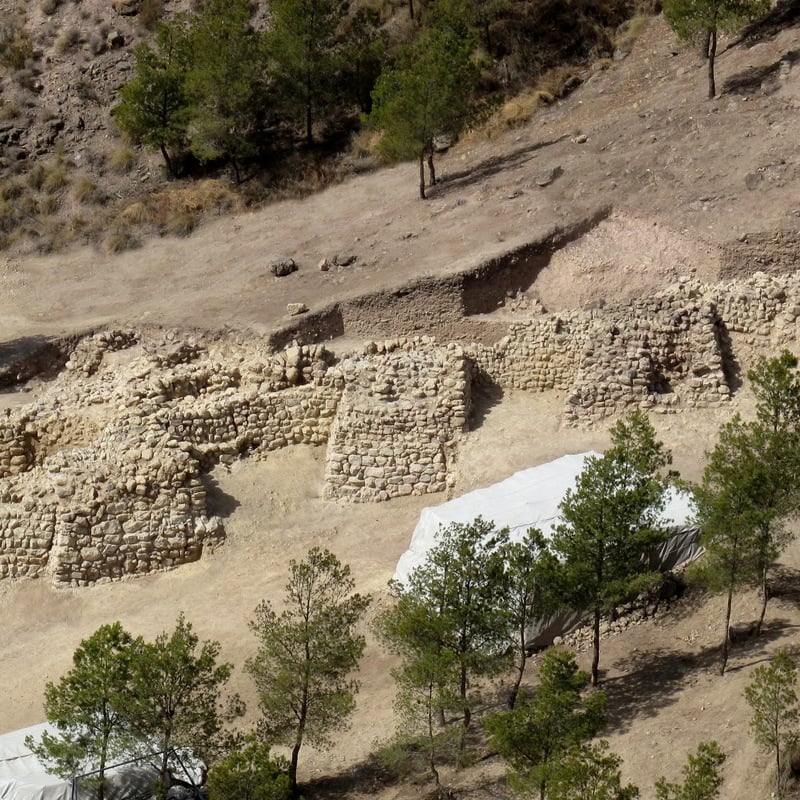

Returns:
0,270,798,586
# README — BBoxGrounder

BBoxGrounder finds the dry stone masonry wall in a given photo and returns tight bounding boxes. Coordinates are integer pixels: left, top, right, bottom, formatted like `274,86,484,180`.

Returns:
1,269,799,586
324,339,471,502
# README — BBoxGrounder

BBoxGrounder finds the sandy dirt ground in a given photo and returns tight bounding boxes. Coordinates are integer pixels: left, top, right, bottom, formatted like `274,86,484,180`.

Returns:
1,17,799,343
1,12,800,800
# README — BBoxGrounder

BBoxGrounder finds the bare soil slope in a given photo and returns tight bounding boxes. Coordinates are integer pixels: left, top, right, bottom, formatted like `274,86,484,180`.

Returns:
1,12,800,800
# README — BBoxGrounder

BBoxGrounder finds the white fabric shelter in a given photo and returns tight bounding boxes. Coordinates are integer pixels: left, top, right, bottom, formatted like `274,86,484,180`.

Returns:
0,723,70,800
393,452,701,645
0,724,186,800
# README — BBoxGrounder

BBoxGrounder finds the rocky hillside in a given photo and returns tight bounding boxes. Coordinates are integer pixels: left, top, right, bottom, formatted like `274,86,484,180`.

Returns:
0,0,647,255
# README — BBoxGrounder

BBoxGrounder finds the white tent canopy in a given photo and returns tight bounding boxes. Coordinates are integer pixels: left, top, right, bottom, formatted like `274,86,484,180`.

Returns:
0,723,196,800
394,451,700,585
0,723,70,800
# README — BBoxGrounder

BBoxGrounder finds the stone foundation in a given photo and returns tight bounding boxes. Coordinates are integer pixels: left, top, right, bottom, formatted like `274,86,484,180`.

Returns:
1,270,799,585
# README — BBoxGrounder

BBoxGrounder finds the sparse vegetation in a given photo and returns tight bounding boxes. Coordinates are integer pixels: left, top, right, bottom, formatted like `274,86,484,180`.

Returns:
109,144,137,174
138,0,165,30
0,15,33,70
247,548,370,794
54,27,81,55
71,173,95,203
664,0,770,97
745,650,799,798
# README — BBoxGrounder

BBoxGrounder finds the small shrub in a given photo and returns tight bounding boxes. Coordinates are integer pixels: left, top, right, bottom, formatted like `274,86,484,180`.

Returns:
0,201,17,233
119,201,153,225
72,173,95,203
106,227,140,253
138,0,164,29
537,65,582,99
12,68,38,91
37,193,60,214
42,160,68,193
17,193,39,216
614,14,649,57
109,144,136,174
164,210,197,237
54,27,80,54
40,0,62,15
0,22,34,70
0,178,26,200
0,101,20,120
27,163,46,191
68,214,87,234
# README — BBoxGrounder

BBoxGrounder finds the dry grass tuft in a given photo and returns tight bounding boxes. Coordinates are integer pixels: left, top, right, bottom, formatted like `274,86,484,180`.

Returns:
54,27,81,55
119,201,154,226
106,227,141,254
164,211,197,237
0,178,26,201
0,101,20,121
42,160,68,193
37,193,60,214
469,89,553,140
110,144,137,174
613,14,649,57
71,173,95,203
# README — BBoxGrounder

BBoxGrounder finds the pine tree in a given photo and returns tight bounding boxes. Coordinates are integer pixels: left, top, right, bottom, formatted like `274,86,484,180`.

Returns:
745,650,799,797
114,17,192,176
663,0,769,97
552,410,670,685
485,649,607,800
247,548,370,794
369,25,478,198
26,623,135,800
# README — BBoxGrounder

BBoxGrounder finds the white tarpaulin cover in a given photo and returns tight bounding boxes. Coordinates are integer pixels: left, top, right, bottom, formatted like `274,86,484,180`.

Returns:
0,723,70,800
0,723,172,800
393,452,701,642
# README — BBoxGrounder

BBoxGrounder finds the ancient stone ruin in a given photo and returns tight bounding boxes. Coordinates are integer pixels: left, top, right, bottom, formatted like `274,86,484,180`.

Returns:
1,270,798,587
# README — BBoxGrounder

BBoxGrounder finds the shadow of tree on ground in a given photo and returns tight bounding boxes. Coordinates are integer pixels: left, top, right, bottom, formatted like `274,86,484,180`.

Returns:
431,135,569,198
603,618,793,734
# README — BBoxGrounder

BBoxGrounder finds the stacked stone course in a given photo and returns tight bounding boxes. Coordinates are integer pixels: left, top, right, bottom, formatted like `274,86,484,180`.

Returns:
324,339,470,502
2,269,800,585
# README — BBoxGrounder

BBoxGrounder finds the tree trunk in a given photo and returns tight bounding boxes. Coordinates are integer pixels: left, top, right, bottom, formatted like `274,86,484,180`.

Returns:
508,638,527,709
707,29,717,98
757,566,769,636
701,29,712,59
160,144,174,178
776,716,783,798
97,755,105,800
408,0,414,20
427,152,436,186
289,743,302,795
591,606,601,686
427,682,440,788
484,19,492,55
419,152,426,199
721,584,733,675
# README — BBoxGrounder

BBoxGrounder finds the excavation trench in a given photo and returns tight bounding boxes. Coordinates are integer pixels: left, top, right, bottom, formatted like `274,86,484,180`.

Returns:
268,207,613,350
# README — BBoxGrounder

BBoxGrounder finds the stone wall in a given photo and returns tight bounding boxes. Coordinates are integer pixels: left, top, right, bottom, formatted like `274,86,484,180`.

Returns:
0,334,472,584
324,339,470,502
3,269,800,586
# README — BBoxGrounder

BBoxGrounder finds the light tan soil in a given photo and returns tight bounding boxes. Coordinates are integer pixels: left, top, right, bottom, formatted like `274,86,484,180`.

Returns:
1,12,800,800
